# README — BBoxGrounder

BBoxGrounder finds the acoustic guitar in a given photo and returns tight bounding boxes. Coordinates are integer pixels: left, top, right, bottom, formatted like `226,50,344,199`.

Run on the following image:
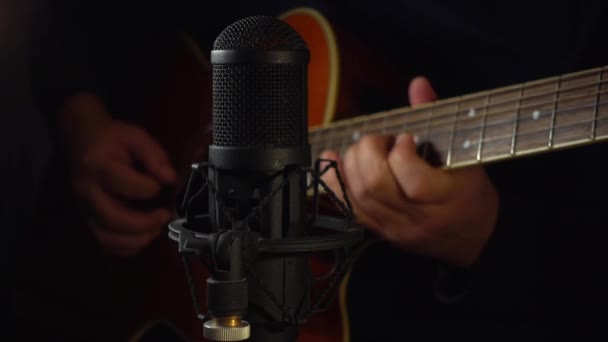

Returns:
26,6,605,342
123,8,411,341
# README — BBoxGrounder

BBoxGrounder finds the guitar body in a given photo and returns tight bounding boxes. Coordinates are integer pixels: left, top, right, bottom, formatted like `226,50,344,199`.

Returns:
120,8,407,342
281,7,411,128
119,7,405,342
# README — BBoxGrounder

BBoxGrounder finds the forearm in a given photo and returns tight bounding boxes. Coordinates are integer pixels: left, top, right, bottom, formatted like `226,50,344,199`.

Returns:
58,92,112,157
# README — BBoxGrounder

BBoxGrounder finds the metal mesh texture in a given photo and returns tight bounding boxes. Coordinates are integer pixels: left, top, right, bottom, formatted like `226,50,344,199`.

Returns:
211,16,308,148
213,16,307,51
212,63,306,148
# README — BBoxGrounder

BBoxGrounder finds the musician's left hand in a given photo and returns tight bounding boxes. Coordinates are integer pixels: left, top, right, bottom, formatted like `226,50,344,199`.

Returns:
321,76,499,268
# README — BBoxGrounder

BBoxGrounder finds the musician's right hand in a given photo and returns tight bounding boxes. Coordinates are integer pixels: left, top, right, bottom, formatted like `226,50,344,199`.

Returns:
60,93,176,256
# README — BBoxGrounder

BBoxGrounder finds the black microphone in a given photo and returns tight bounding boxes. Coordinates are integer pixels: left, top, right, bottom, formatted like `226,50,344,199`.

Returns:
208,16,310,342
169,15,363,342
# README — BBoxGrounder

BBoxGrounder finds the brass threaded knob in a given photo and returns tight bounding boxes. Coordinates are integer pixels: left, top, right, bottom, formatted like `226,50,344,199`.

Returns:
203,318,250,341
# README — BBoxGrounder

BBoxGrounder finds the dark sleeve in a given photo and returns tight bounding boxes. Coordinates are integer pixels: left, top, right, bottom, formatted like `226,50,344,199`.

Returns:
433,189,539,315
28,0,123,125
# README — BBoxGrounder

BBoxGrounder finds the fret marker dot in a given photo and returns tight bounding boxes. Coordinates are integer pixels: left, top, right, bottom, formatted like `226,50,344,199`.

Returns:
352,131,361,141
532,110,540,120
463,139,471,149
468,108,476,117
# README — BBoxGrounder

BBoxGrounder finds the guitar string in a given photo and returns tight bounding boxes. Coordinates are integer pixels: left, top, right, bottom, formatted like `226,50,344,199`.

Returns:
317,114,608,157
311,88,607,150
312,100,608,162
312,67,606,138
591,68,605,139
310,78,608,147
315,99,608,153
310,77,607,145
314,116,608,170
309,69,607,138
311,89,608,153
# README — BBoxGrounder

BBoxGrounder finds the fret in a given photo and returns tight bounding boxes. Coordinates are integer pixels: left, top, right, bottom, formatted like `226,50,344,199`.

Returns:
342,124,357,150
401,106,432,144
553,70,600,146
340,125,352,152
548,76,562,148
338,126,350,157
450,93,489,165
311,118,361,161
477,93,490,162
382,114,388,134
400,109,409,135
514,77,560,155
326,125,351,155
420,106,433,160
481,84,522,160
362,113,387,135
423,102,454,165
315,125,345,159
596,67,608,138
445,100,460,167
350,120,369,153
336,120,362,157
510,86,523,155
383,110,408,136
323,125,337,153
591,69,602,139
360,116,370,141
403,107,432,142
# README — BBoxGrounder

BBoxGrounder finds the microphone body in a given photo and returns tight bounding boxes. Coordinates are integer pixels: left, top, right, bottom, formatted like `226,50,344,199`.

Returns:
208,16,311,341
169,15,361,342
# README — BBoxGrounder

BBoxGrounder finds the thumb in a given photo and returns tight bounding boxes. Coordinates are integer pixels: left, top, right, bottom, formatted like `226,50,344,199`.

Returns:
408,76,437,106
122,124,176,184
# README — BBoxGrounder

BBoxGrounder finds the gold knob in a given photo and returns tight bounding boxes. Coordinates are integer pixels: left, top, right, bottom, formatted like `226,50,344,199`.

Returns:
203,317,250,341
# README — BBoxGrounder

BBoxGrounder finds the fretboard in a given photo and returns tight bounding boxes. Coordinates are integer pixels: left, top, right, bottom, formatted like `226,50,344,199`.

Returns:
309,66,608,169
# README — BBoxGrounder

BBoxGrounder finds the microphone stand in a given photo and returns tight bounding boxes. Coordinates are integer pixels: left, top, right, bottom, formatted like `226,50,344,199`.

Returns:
169,160,364,342
203,230,251,341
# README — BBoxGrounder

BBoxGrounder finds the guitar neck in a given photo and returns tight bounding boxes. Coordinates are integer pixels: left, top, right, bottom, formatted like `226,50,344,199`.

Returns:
309,65,608,169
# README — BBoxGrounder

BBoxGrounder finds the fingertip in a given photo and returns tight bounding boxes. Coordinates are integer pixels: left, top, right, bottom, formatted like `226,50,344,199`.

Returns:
409,76,433,92
395,133,416,149
408,76,437,106
410,75,431,85
391,134,425,166
320,150,340,160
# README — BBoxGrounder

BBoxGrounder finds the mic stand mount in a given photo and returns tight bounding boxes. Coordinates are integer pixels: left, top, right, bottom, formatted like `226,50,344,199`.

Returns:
168,159,365,342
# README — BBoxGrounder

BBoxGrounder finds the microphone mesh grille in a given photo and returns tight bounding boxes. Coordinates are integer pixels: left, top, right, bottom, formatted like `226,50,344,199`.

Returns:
212,16,308,148
213,16,307,51
213,63,306,148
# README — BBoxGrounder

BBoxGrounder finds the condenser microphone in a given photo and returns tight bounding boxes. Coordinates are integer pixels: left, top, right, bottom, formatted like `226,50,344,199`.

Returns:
207,16,311,342
168,15,363,342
